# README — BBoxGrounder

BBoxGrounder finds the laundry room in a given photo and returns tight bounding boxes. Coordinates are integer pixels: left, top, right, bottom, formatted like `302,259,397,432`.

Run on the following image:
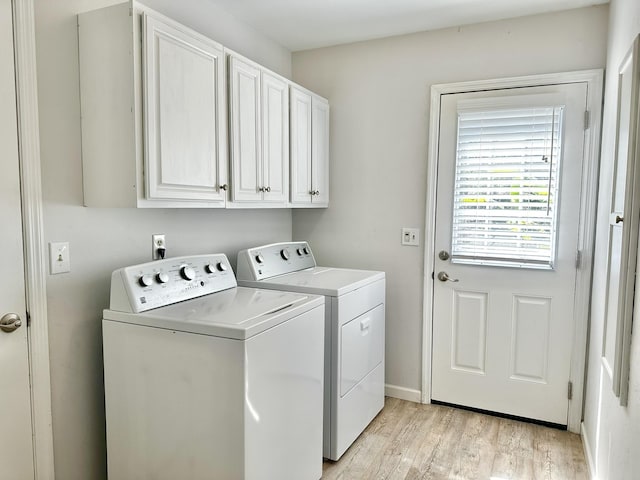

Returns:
2,0,639,478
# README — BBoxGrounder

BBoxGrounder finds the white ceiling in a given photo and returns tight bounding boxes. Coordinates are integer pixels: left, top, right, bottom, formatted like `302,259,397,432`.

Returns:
210,0,608,51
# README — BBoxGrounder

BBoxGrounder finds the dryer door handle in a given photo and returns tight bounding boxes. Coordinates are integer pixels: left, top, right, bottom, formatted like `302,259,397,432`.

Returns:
360,318,371,333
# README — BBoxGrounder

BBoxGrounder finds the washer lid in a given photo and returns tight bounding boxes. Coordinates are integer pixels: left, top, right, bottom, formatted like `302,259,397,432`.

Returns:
103,287,323,339
237,267,385,297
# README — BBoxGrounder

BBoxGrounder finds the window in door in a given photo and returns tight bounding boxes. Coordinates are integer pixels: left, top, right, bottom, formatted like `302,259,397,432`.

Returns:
451,103,565,269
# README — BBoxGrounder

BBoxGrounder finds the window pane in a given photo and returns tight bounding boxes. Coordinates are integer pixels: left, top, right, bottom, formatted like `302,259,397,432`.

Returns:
451,105,564,268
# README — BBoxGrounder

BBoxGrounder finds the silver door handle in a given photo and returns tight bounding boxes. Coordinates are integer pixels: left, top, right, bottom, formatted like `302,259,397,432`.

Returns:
0,313,22,333
437,271,459,283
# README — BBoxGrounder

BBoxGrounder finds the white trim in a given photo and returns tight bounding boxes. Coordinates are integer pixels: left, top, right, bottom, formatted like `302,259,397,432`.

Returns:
421,70,604,434
385,384,422,403
581,421,597,479
12,0,55,478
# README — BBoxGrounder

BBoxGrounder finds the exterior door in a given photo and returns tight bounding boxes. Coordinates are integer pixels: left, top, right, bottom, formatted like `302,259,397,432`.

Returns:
431,83,588,425
0,0,35,476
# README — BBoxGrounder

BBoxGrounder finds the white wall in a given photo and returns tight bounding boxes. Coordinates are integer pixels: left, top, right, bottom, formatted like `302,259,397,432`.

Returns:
582,0,640,477
292,7,608,397
34,1,292,478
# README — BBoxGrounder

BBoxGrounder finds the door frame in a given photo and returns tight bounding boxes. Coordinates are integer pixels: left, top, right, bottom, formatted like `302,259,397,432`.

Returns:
11,0,55,477
421,70,604,433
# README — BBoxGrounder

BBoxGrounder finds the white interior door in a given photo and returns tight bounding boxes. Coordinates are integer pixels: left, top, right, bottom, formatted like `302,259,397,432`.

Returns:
432,83,588,425
0,0,35,476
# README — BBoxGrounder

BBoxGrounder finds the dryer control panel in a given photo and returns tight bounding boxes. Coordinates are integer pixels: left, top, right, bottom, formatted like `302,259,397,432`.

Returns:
109,254,237,313
236,242,316,281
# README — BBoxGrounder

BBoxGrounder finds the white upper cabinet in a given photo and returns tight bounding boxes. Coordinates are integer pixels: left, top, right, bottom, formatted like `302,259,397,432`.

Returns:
143,13,227,203
290,86,330,207
229,53,289,206
261,72,289,204
78,3,228,207
79,3,328,209
312,97,330,206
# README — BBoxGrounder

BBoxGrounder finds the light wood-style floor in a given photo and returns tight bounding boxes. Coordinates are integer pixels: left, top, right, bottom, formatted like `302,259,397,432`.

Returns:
322,397,588,480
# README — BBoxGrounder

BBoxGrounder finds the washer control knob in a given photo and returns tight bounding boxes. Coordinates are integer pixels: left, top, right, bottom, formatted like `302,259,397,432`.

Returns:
280,249,290,260
138,274,153,287
255,254,264,264
205,263,216,274
297,248,304,256
180,266,196,281
303,247,310,255
217,262,228,272
156,272,169,284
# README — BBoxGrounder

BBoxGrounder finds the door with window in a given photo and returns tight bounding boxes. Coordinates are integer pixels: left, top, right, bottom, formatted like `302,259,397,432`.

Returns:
431,83,588,425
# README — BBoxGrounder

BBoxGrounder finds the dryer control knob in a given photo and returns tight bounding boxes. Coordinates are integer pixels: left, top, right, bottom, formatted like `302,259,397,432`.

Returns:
297,248,304,256
180,266,196,281
303,247,310,255
138,274,153,287
255,254,264,264
280,249,290,260
217,262,228,272
156,272,169,284
205,263,216,274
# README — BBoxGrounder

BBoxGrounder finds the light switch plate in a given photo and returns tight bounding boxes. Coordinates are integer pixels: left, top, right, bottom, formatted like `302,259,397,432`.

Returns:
49,242,71,274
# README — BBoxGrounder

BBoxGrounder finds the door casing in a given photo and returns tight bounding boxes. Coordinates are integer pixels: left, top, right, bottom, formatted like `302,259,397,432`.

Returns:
422,70,604,433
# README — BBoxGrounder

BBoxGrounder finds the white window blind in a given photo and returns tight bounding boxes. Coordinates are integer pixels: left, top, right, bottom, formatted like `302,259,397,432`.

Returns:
451,105,564,268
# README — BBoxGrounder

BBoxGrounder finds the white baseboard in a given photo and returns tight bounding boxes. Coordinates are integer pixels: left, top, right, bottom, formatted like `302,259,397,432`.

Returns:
385,384,422,403
581,422,596,480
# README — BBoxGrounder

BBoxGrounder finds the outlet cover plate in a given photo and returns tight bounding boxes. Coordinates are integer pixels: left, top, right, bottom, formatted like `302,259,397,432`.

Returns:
152,234,166,260
401,228,420,246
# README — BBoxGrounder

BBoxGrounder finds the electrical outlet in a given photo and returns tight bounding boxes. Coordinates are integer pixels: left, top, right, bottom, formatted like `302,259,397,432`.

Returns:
401,228,420,246
152,234,166,260
49,241,71,274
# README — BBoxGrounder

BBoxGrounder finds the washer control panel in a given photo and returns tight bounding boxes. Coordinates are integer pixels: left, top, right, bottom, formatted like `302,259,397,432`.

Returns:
109,254,236,313
236,242,316,281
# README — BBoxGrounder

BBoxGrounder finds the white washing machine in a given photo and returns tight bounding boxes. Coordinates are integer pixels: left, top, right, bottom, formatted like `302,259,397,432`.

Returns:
102,253,325,480
236,242,385,461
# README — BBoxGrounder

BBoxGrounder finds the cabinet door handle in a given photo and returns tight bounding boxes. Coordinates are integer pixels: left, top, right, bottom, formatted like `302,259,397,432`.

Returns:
309,190,315,195
219,184,228,191
258,187,265,192
265,186,271,193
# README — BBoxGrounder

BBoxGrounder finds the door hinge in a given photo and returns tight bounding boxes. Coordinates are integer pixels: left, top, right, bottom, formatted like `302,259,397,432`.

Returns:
584,110,590,130
26,311,31,327
568,381,573,400
431,271,434,280
576,250,582,269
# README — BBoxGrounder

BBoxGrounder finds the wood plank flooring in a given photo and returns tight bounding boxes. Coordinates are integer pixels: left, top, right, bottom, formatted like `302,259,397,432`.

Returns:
321,397,588,480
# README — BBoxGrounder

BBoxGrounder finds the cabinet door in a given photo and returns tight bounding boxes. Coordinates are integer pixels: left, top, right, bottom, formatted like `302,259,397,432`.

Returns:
312,97,330,206
142,13,227,203
290,87,313,205
261,72,289,204
229,56,262,202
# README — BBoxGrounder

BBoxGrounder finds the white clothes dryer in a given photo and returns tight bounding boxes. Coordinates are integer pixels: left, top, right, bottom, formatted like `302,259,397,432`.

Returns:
236,242,385,461
102,254,324,480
